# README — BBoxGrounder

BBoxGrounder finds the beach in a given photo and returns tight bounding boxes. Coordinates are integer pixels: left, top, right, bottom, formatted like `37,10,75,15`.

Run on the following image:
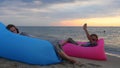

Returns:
12,26,120,68
0,54,119,68
78,54,120,68
1,0,120,67
0,26,120,68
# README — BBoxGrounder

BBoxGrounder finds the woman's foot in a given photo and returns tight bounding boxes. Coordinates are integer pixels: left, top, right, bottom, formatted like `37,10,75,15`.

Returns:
57,42,63,49
74,61,84,67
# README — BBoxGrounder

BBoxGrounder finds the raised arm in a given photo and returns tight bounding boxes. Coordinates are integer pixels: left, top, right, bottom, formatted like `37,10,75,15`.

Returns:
83,23,93,42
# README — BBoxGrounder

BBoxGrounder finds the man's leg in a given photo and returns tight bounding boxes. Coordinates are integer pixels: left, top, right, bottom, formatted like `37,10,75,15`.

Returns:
67,38,78,45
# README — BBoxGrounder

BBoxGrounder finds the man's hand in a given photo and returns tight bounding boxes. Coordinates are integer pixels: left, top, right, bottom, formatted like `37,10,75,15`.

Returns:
83,23,87,30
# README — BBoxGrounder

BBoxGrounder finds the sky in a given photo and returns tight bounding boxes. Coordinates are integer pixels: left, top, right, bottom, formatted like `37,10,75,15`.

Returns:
0,0,120,26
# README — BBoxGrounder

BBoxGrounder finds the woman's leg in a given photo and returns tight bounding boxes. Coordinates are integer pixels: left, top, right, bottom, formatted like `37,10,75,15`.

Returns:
56,42,80,64
58,50,78,63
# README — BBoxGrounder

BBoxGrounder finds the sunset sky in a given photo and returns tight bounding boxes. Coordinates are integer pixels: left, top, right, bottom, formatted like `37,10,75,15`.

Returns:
0,0,120,26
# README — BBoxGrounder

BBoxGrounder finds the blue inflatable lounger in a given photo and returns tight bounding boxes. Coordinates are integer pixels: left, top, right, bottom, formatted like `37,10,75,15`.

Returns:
0,22,61,65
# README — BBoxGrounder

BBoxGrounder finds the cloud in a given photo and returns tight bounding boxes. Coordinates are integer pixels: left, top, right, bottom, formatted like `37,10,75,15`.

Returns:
0,0,120,26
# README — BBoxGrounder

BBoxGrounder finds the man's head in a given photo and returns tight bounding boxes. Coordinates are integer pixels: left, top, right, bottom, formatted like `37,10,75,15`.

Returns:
90,34,98,41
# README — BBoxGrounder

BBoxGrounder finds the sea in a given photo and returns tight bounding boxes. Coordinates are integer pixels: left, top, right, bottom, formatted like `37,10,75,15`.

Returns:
18,26,120,57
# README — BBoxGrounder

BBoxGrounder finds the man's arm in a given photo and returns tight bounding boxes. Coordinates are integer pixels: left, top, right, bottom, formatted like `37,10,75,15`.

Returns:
83,23,93,42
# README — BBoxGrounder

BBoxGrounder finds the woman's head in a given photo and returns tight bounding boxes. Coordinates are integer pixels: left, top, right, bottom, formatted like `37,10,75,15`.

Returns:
6,24,19,33
90,34,98,41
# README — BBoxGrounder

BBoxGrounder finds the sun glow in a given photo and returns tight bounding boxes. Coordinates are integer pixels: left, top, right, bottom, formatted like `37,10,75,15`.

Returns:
57,16,120,26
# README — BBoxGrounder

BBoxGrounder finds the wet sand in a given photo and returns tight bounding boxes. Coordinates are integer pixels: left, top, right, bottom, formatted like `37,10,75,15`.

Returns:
0,54,119,68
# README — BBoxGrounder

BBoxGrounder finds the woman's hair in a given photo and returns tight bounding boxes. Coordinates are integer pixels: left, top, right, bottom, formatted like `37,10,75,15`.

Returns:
90,34,98,39
6,24,19,33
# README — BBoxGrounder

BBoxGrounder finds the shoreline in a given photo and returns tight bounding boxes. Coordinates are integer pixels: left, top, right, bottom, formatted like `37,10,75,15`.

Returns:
76,53,120,68
106,52,120,58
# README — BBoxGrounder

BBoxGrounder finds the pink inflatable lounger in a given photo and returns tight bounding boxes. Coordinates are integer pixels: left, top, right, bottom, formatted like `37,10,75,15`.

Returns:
62,38,107,60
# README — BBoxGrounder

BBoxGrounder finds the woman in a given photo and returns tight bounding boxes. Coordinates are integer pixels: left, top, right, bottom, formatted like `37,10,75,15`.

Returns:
6,24,80,64
6,24,33,37
6,24,19,34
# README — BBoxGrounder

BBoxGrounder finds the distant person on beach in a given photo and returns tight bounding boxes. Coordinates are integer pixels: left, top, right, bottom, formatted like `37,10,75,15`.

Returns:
60,23,98,47
103,30,106,34
6,24,80,64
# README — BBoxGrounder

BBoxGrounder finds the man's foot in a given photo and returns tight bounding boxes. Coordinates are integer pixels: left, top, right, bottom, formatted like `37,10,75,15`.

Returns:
67,38,79,45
